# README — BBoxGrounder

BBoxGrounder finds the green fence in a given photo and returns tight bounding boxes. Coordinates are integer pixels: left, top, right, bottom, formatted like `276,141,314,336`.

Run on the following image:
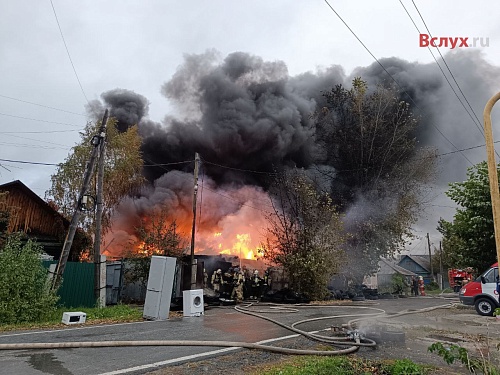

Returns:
43,261,96,308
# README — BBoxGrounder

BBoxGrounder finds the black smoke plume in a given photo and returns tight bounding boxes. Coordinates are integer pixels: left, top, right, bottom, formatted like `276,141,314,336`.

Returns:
93,49,500,278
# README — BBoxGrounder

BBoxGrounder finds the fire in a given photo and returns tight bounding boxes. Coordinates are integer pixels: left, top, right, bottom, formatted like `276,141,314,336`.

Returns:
102,174,273,260
211,232,256,259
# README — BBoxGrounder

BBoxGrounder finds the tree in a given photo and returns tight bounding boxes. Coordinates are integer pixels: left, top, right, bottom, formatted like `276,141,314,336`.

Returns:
46,118,144,256
123,212,187,299
136,211,186,257
260,170,346,300
0,235,59,324
438,161,497,272
314,78,436,281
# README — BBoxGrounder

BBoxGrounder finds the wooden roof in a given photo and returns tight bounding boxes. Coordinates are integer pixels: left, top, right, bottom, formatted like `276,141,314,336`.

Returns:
0,180,69,237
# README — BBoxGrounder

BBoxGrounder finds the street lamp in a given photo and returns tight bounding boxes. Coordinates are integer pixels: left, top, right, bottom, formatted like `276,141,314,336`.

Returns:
483,91,500,268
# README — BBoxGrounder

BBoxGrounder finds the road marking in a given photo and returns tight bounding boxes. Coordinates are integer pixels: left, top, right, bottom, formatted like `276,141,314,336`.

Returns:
98,330,325,375
0,321,155,338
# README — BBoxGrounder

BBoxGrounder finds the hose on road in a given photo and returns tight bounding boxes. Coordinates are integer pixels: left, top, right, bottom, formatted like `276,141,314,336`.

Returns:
0,301,456,356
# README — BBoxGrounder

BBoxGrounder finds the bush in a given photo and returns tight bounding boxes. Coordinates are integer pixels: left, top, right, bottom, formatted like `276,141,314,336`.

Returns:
426,281,440,291
0,235,59,324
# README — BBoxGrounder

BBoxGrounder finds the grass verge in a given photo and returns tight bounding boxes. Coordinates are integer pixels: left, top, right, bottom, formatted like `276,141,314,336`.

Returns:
251,356,431,375
0,304,143,332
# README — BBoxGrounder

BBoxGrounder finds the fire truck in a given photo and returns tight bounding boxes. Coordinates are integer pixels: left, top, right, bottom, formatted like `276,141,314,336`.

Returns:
448,267,474,292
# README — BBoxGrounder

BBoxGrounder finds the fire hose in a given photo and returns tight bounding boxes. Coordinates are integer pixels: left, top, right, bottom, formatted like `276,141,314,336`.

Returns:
0,302,456,357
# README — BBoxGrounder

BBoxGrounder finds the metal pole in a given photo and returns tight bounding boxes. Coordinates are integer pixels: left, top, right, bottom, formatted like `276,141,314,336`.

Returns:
190,153,200,290
52,110,108,290
483,92,500,266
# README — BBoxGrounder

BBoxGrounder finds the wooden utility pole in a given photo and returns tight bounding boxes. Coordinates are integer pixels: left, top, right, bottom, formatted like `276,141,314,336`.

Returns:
483,92,500,268
52,109,109,290
190,153,200,290
427,233,434,281
439,241,444,289
94,124,107,306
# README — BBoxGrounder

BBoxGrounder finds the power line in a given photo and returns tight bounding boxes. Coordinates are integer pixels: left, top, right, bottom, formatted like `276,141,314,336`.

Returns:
0,94,87,117
3,133,72,148
0,158,58,166
143,157,274,214
0,112,82,127
201,158,277,175
398,0,486,140
0,129,78,134
323,0,474,166
49,0,91,106
411,0,485,132
399,0,500,160
143,160,194,167
0,141,68,150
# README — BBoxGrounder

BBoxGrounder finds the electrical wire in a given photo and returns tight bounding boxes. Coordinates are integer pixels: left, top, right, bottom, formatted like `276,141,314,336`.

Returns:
143,156,274,214
0,129,78,134
202,158,277,175
49,0,90,107
0,142,68,150
0,112,82,127
0,158,58,166
0,94,87,117
410,0,485,133
2,133,73,148
399,0,500,159
322,0,474,166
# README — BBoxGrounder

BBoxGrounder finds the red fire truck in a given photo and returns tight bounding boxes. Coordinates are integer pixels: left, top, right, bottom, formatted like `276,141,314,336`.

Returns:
448,268,474,292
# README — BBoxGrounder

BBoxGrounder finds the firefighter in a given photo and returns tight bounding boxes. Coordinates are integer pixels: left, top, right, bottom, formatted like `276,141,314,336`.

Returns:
411,276,419,296
262,269,271,298
250,270,263,300
418,276,426,296
231,267,245,302
221,267,234,299
211,269,222,296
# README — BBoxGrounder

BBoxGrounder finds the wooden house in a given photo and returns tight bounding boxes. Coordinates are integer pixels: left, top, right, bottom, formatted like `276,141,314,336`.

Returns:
397,254,433,284
0,180,83,259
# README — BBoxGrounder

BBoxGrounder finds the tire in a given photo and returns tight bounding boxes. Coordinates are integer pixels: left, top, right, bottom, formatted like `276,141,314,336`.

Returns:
475,297,495,316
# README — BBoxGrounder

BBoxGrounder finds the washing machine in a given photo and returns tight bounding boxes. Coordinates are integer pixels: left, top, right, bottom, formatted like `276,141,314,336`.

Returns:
183,289,204,317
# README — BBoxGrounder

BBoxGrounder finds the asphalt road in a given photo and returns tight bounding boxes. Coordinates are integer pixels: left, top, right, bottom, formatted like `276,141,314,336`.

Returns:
0,296,461,375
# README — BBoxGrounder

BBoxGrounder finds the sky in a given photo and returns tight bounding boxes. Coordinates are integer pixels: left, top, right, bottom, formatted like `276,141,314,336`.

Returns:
1,0,500,254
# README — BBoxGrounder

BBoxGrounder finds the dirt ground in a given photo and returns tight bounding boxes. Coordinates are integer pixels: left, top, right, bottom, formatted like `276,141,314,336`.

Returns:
148,301,500,375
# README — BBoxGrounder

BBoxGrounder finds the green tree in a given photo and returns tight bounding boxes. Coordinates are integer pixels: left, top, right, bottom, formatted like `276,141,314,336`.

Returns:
438,161,497,272
0,235,59,324
46,118,144,257
315,78,436,281
260,170,346,300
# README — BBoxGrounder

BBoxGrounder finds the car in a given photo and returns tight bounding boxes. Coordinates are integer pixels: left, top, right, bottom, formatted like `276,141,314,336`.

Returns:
459,262,499,316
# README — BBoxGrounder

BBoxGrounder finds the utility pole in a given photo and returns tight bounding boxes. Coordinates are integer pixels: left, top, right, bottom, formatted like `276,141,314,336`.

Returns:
94,122,107,306
190,153,200,290
427,233,434,281
439,241,443,289
52,110,108,291
483,92,500,268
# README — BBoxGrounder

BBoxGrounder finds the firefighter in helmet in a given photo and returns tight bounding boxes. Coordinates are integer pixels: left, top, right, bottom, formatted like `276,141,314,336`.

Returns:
211,269,222,296
230,267,245,302
418,276,426,296
250,270,263,300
